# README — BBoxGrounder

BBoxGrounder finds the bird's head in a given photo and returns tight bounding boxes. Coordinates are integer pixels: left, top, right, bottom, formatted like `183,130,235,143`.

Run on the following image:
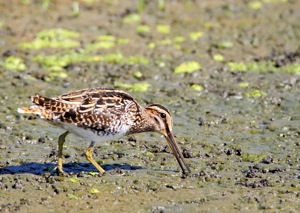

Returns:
145,104,191,174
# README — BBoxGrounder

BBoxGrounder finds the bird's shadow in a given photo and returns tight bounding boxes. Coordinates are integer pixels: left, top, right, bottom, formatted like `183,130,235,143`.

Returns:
0,162,143,176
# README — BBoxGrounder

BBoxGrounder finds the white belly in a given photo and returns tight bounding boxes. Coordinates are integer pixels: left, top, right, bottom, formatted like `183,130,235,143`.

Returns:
61,123,130,143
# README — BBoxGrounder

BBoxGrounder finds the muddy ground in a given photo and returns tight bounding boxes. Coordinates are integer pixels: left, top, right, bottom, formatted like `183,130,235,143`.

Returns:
0,0,299,212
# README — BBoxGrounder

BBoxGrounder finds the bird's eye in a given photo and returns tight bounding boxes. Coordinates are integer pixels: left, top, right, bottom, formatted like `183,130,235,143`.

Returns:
160,113,166,118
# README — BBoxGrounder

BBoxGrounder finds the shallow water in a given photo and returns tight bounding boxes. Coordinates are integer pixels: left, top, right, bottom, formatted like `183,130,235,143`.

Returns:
0,0,299,212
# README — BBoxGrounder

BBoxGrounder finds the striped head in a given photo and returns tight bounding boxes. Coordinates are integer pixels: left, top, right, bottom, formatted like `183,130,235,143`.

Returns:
145,104,191,174
145,104,173,133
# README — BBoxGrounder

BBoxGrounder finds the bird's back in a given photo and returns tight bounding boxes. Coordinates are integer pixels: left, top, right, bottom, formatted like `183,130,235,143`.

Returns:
18,88,144,140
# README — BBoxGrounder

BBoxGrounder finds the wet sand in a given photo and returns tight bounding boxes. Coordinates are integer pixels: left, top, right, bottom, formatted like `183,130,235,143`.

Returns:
0,0,299,212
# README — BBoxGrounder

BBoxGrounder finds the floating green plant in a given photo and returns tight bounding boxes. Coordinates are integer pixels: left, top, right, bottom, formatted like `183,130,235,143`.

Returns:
156,24,170,34
204,21,220,29
191,84,203,91
44,71,68,82
283,63,300,74
114,82,150,92
68,193,79,200
136,25,150,34
242,153,265,162
145,151,155,159
155,61,166,68
20,38,80,49
90,188,100,194
123,13,141,24
34,28,79,40
131,82,150,92
147,42,156,49
126,56,149,65
97,35,116,41
100,53,124,63
34,53,82,69
246,89,267,98
19,28,80,49
213,54,224,62
228,61,275,72
248,0,287,10
134,71,143,78
88,171,98,176
248,1,263,9
85,36,129,52
174,36,185,43
227,62,248,72
67,178,79,184
189,31,204,41
216,41,233,49
3,56,26,71
174,61,201,74
86,41,115,51
158,39,172,45
34,52,148,70
117,38,130,44
238,82,250,87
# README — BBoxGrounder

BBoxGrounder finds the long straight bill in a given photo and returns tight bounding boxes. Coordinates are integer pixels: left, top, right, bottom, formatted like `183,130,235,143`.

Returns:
165,131,191,174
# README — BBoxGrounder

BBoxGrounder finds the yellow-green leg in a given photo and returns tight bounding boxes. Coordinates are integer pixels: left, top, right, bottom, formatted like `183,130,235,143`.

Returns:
57,131,69,176
85,141,105,174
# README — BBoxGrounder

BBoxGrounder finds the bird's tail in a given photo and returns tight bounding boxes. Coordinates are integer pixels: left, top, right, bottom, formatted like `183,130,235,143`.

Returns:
17,106,41,114
17,95,48,116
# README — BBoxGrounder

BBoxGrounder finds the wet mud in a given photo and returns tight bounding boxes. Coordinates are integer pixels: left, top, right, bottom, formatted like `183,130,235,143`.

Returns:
0,0,299,212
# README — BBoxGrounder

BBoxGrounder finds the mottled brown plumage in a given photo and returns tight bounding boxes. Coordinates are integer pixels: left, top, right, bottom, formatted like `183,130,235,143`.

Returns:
18,88,191,175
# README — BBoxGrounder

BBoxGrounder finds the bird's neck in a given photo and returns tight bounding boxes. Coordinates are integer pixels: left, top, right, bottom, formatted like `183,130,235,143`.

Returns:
126,110,157,135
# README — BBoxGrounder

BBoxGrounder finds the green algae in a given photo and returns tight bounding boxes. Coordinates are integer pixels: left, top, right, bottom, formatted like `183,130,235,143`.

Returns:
283,63,300,74
248,1,263,9
228,61,300,74
133,71,143,79
249,0,288,10
67,177,80,184
122,14,141,24
191,84,204,91
174,61,201,74
246,89,267,98
238,82,250,87
97,35,116,42
145,151,155,159
67,193,79,200
33,52,148,73
84,35,129,52
156,24,170,34
126,56,149,65
3,56,26,71
90,188,100,194
213,54,224,62
86,41,115,51
136,25,151,34
242,153,265,162
189,31,204,41
147,42,156,49
44,71,68,82
174,36,185,43
19,28,80,50
216,41,234,49
114,82,150,92
157,39,172,46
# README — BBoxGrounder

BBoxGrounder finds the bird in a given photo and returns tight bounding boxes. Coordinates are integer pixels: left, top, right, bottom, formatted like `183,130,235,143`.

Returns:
17,88,191,175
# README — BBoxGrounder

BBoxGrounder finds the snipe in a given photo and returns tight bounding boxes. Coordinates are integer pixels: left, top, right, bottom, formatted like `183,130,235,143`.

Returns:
18,88,191,175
